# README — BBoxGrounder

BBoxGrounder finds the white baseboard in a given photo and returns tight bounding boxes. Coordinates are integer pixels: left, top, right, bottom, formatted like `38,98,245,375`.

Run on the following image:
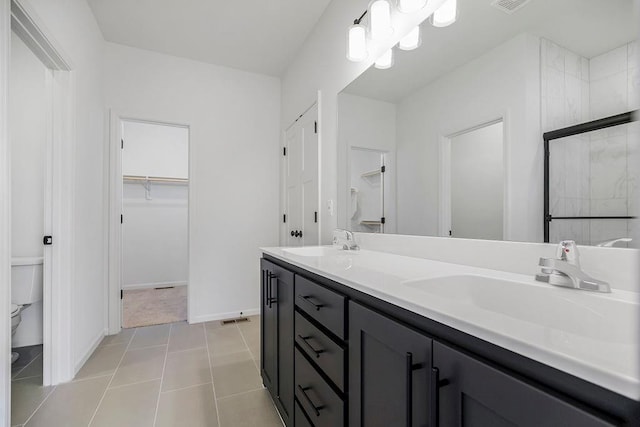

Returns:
122,281,187,291
189,308,260,325
74,328,105,377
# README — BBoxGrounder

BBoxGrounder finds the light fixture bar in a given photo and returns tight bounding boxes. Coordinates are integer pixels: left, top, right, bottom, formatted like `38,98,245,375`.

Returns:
398,0,427,14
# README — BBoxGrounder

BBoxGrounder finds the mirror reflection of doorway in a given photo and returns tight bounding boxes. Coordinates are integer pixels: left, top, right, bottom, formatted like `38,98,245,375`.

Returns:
120,121,189,329
447,121,504,240
350,148,386,233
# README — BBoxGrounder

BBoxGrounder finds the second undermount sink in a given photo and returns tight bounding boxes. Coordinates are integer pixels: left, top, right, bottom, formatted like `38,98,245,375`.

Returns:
282,246,343,257
403,274,635,343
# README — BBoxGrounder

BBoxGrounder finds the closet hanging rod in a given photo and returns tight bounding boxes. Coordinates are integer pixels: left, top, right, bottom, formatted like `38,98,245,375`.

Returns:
123,175,189,184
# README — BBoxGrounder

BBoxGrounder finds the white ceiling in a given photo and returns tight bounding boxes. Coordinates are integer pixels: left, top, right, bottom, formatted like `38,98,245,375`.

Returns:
87,0,332,76
344,0,638,103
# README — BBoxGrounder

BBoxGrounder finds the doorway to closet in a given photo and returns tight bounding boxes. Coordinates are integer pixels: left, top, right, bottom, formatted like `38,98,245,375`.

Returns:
119,120,189,329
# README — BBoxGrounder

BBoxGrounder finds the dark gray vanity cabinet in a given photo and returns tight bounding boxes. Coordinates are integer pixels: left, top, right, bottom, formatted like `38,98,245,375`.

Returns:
349,301,433,427
433,342,615,427
260,259,295,426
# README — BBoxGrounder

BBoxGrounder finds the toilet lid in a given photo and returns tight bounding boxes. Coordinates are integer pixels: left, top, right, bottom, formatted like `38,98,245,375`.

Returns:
11,304,20,316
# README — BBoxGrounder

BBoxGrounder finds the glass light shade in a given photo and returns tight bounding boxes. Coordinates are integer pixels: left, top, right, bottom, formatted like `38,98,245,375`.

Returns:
397,0,427,13
432,0,457,27
347,24,368,62
369,0,393,41
398,26,421,50
375,48,394,69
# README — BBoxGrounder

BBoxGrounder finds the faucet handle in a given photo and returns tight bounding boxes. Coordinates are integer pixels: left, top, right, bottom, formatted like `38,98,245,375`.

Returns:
557,240,580,266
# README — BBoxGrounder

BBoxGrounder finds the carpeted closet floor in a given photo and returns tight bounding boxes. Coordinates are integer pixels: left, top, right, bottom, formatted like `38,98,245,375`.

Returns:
122,286,187,328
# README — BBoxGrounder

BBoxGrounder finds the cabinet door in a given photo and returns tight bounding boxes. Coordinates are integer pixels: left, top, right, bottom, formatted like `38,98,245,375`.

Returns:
275,263,294,424
349,301,433,427
260,260,278,397
433,342,615,427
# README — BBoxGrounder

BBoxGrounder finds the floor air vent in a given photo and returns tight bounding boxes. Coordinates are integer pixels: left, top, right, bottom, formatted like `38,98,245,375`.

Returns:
221,317,249,325
491,0,532,14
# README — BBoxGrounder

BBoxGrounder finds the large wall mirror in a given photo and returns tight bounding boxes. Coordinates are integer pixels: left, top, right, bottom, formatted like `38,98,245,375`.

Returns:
337,0,638,247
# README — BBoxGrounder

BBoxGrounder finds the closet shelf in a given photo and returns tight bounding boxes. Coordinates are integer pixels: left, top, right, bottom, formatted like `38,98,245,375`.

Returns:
123,175,189,184
360,220,383,226
361,169,381,178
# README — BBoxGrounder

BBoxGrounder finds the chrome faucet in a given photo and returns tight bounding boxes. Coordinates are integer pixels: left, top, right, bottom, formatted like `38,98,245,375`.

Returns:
596,237,632,247
535,240,611,293
332,229,360,251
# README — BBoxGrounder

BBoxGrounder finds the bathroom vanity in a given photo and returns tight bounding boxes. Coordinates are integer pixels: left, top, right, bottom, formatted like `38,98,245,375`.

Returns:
260,245,639,426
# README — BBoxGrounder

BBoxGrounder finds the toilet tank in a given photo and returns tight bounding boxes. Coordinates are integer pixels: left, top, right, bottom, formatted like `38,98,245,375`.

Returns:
11,257,44,305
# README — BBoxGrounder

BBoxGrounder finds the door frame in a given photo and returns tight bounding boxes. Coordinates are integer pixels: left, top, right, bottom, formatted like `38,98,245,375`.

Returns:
107,112,191,334
439,115,509,240
1,0,76,419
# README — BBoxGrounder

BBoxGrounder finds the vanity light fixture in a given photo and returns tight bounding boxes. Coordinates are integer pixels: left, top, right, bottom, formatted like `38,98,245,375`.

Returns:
398,25,421,50
369,0,394,41
347,10,368,62
375,48,394,69
432,0,458,27
397,0,427,14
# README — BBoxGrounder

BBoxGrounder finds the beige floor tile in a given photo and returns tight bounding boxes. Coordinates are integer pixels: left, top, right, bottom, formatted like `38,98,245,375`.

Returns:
99,328,135,347
75,343,127,380
11,376,54,425
237,317,259,335
211,351,261,398
162,347,211,392
128,324,171,349
156,383,218,427
217,388,281,427
204,320,234,331
110,345,167,388
168,322,205,353
13,354,43,380
206,327,247,357
90,379,161,427
25,375,110,427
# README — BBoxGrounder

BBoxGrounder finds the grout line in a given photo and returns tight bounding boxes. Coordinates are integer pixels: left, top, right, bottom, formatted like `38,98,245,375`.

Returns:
125,342,169,352
21,382,57,425
152,323,172,426
70,373,115,384
215,386,266,402
106,377,162,391
87,327,138,425
236,323,260,374
166,344,207,355
159,381,213,395
203,322,222,427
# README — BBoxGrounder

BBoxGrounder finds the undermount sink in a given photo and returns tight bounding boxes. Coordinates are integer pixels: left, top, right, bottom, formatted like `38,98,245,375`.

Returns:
403,274,635,342
282,246,342,257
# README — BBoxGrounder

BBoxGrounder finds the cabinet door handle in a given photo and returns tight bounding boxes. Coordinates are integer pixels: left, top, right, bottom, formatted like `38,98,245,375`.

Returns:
298,334,325,358
297,385,324,417
298,294,324,311
267,272,277,308
430,367,450,427
406,352,413,427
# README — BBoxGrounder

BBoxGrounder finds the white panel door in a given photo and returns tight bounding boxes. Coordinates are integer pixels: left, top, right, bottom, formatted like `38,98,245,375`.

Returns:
284,104,319,246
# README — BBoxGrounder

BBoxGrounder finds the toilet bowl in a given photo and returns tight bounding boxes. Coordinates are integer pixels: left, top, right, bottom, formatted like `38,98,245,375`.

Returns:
11,257,43,363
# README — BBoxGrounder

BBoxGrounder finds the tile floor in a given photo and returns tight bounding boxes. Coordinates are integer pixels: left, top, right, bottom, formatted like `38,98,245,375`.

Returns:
11,316,283,427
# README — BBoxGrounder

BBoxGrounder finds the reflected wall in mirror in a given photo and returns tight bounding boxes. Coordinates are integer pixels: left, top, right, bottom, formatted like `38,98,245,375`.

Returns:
337,0,638,246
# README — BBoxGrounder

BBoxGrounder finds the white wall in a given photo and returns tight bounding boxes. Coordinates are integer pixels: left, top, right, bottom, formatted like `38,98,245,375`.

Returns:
281,0,447,244
104,43,281,322
337,93,396,233
10,33,46,258
395,33,541,242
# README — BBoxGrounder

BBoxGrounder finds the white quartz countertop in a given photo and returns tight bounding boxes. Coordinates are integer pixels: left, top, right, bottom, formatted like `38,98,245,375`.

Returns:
261,246,640,401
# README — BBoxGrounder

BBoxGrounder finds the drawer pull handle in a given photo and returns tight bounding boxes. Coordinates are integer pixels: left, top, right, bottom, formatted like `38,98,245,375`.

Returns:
298,294,324,311
297,385,324,417
298,335,325,358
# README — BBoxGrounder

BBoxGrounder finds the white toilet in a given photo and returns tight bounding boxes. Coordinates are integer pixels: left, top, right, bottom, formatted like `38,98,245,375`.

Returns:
11,257,43,363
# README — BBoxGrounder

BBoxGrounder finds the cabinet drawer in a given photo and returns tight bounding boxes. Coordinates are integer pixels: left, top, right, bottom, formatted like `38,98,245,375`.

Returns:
295,311,345,392
295,348,344,427
295,276,346,339
294,399,314,427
